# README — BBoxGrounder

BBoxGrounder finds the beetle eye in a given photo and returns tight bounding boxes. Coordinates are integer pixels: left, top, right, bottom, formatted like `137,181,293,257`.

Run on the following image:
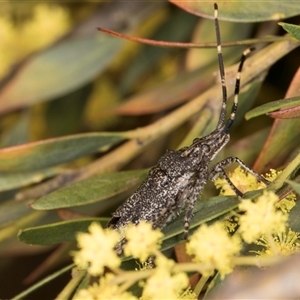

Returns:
161,176,170,186
202,144,211,153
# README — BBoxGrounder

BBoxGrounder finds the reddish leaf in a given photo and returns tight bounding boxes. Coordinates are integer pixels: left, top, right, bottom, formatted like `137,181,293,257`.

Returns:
268,104,300,119
245,96,300,120
169,0,300,22
0,132,124,172
115,68,213,115
253,67,300,172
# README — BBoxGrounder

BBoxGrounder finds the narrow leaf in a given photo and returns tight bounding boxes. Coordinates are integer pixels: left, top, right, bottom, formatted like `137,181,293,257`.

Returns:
0,132,124,172
0,168,58,192
253,67,300,173
18,218,107,245
161,196,239,250
279,22,300,41
288,197,300,233
286,180,300,195
170,0,300,22
268,105,300,119
32,169,148,210
245,96,300,120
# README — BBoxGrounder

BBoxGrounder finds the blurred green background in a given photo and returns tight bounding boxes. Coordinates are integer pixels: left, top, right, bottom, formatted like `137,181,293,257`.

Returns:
0,1,299,299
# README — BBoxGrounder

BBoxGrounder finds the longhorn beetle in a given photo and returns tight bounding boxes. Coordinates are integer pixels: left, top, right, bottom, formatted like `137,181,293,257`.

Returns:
108,3,269,254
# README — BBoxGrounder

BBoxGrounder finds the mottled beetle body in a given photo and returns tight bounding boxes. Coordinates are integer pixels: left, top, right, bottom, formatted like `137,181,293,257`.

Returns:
108,130,228,233
108,3,269,254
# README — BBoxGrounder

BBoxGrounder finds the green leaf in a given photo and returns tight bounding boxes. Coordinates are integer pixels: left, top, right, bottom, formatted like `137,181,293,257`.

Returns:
251,59,300,172
32,169,149,210
21,195,239,245
0,132,124,172
18,218,107,245
286,180,300,195
0,168,58,192
252,109,300,173
0,35,123,114
161,189,266,251
245,96,300,120
287,196,300,233
279,22,300,41
161,196,240,250
170,0,300,22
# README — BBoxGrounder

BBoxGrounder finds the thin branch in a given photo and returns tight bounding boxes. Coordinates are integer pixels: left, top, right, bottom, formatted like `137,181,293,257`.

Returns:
98,27,290,48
